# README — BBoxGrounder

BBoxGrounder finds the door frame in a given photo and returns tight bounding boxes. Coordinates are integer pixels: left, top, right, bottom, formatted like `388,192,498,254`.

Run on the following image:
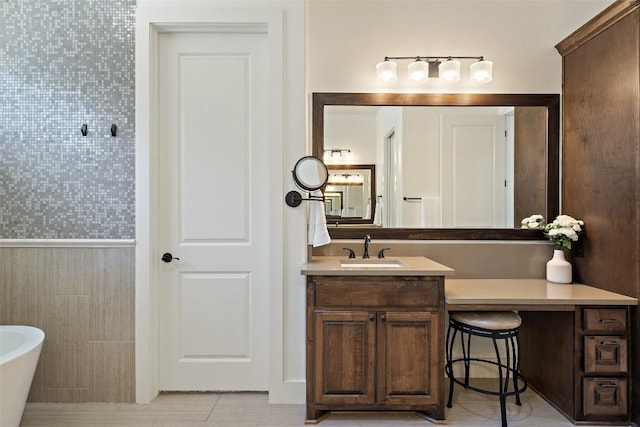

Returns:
135,6,283,403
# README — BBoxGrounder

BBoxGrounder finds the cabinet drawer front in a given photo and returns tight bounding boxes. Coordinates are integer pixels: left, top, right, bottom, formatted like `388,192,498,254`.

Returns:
313,278,440,309
584,336,628,374
583,378,628,416
583,308,627,332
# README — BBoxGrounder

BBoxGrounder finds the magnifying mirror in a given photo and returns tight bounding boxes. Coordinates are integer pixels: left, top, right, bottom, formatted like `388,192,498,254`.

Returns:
292,156,328,191
285,156,329,207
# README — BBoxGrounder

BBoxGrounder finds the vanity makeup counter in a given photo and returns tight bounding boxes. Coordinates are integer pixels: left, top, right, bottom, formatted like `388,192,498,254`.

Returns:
302,256,453,423
446,278,638,308
446,278,637,424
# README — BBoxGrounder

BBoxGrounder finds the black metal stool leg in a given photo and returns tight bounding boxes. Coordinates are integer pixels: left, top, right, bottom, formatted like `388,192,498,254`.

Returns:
499,394,508,427
512,335,522,406
463,331,471,386
492,336,508,427
446,324,456,408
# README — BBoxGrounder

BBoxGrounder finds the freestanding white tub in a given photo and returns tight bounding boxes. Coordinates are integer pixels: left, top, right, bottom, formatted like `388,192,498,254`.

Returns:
0,325,45,427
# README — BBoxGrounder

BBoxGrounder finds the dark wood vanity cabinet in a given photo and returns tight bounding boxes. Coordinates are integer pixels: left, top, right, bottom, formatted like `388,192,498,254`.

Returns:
520,306,632,423
305,275,444,424
556,1,639,423
581,308,630,419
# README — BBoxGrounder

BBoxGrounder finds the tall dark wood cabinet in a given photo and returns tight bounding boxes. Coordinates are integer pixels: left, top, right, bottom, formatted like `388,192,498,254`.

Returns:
555,0,640,423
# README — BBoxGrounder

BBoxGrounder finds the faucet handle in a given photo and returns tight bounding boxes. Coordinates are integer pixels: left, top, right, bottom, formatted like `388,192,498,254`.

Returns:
377,248,391,259
342,248,356,259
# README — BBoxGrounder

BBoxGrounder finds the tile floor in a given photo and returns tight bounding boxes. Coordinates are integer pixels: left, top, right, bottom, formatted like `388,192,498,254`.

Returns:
20,380,605,427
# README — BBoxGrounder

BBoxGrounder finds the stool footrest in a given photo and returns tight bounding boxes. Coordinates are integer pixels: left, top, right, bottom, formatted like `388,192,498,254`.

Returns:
446,357,528,397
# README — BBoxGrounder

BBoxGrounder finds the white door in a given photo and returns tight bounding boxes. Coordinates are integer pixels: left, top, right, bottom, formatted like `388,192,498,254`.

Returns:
441,114,506,228
156,31,269,391
384,129,400,227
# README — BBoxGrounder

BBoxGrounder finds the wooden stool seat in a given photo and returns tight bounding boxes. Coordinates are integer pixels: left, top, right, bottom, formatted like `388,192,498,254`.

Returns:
449,311,522,331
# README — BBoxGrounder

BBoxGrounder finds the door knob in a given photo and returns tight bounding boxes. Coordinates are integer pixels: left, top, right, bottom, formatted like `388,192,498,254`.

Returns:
161,252,180,263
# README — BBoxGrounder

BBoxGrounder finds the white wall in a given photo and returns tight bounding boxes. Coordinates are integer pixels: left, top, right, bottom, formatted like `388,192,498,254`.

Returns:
308,0,614,93
325,108,378,164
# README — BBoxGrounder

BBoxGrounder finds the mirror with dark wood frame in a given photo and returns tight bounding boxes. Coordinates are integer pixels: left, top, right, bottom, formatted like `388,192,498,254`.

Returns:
325,164,375,224
313,93,559,240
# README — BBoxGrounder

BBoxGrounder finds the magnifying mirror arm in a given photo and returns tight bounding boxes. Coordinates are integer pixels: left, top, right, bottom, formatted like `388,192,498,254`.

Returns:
285,190,325,208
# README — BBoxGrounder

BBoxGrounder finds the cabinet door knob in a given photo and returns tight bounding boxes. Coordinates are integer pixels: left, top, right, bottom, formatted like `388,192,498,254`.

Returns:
368,314,375,321
379,314,386,321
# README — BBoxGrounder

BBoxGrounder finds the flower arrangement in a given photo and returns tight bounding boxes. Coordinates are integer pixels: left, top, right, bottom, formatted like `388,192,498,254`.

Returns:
544,214,584,250
520,214,546,230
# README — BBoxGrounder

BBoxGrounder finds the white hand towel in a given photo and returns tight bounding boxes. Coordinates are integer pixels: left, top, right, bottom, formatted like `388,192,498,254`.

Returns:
373,196,382,226
308,190,331,247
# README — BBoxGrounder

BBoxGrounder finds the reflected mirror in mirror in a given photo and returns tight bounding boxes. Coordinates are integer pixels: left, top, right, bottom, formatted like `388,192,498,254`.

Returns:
324,164,375,224
292,155,328,191
313,93,560,240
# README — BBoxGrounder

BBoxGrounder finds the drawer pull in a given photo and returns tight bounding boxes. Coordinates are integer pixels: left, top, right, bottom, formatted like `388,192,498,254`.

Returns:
597,382,619,388
599,340,620,346
599,319,619,323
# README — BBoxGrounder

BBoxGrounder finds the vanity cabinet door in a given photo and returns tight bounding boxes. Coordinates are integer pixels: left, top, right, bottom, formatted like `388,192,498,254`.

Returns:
313,310,377,405
377,311,440,406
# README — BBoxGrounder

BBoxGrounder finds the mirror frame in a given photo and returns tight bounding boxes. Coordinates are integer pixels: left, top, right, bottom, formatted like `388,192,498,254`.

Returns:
313,92,560,240
292,155,329,191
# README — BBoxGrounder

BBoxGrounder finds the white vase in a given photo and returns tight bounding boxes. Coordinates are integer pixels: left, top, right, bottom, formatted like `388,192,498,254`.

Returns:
546,249,572,284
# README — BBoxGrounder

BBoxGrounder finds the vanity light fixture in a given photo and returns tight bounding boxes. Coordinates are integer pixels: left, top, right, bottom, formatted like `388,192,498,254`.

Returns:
376,56,492,83
328,173,363,185
323,149,353,163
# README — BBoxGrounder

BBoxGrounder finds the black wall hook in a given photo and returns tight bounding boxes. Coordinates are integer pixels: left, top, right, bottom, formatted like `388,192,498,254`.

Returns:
81,124,88,136
110,124,117,137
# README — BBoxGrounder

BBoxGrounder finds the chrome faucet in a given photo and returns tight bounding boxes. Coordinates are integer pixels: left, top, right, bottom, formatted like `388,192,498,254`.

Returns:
363,235,371,259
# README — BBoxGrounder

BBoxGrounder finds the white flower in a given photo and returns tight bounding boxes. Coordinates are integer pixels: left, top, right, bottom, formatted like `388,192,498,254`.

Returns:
521,214,545,229
543,214,584,249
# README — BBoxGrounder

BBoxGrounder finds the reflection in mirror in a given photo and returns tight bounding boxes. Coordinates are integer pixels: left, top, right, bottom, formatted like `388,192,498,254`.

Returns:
313,93,559,240
324,106,550,228
324,164,375,224
292,155,328,191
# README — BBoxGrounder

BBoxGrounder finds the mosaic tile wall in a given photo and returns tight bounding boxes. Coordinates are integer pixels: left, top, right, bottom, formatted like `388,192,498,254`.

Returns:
0,0,136,239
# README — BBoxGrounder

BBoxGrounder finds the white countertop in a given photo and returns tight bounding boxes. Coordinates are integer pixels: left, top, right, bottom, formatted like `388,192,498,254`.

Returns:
446,279,638,306
301,256,455,276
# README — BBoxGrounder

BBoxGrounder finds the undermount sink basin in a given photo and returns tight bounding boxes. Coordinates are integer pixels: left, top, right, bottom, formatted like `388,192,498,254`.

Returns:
340,259,405,268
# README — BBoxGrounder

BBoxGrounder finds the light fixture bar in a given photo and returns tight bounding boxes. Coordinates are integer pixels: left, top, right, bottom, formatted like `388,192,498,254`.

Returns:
383,55,484,61
376,55,492,83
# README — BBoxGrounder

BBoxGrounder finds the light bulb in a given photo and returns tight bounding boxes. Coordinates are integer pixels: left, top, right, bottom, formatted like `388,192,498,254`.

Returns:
470,59,493,83
376,60,397,82
439,59,461,82
407,60,429,82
